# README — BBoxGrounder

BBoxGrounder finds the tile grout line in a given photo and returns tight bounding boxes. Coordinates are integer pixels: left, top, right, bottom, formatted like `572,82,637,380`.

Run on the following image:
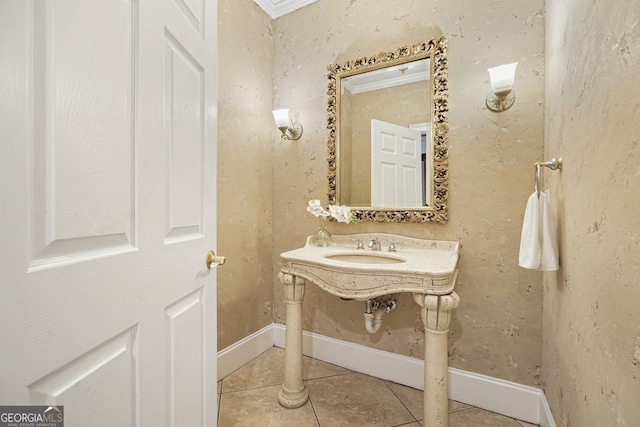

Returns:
307,394,321,427
382,380,421,424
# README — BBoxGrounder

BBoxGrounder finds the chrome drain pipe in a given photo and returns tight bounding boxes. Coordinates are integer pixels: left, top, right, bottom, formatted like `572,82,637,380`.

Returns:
364,296,397,333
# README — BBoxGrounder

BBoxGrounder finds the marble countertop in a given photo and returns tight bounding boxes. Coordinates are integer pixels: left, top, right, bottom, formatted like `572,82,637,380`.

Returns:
279,233,460,298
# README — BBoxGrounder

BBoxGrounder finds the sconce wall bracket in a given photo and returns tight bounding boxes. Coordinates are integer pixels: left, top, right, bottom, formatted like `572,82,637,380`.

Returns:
278,122,303,140
486,90,516,112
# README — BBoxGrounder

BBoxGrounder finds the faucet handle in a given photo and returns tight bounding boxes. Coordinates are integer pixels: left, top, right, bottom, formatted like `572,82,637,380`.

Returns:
367,238,381,251
351,238,365,249
388,240,403,252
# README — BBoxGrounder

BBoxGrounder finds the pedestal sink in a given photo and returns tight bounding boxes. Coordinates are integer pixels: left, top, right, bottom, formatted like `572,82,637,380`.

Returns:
277,233,460,427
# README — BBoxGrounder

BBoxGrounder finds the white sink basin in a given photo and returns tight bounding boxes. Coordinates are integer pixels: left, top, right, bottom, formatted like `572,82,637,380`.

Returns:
280,233,460,299
324,252,405,264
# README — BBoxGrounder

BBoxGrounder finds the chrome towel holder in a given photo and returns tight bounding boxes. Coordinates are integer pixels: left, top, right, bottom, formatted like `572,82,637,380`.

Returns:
534,157,562,195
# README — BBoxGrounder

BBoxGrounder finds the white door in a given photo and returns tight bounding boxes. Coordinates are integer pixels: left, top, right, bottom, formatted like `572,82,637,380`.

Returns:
371,119,423,207
0,1,219,426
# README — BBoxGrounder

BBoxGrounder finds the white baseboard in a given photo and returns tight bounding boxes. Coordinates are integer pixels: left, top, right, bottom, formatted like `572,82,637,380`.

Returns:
538,393,556,427
447,367,555,426
217,324,276,379
218,323,555,426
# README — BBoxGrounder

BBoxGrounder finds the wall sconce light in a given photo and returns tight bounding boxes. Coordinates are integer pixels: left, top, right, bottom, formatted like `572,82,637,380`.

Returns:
272,108,303,140
486,62,518,112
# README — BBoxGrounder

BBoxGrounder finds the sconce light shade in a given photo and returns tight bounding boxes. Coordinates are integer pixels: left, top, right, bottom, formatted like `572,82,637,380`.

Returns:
486,62,518,112
272,109,290,127
272,108,303,140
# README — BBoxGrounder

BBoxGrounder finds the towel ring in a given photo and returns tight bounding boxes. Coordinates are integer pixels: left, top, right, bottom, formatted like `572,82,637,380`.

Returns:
534,157,562,197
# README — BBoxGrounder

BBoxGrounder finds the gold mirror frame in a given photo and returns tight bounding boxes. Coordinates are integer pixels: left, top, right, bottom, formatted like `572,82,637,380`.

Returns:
326,36,449,223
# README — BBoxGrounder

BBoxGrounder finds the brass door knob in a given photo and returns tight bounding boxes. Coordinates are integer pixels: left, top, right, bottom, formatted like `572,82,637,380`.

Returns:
206,250,226,269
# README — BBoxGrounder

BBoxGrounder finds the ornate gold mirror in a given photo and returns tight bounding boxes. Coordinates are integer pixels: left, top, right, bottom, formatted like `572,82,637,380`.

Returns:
327,36,449,223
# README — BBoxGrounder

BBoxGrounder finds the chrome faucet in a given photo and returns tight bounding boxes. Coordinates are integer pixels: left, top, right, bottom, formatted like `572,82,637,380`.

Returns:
367,238,381,251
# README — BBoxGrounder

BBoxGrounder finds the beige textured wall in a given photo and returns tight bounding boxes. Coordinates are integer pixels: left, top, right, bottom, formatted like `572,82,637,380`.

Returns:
272,0,545,386
217,0,275,350
543,1,640,425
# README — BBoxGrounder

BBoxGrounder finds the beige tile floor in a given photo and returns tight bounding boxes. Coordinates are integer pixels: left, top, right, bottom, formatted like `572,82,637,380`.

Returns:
217,347,538,427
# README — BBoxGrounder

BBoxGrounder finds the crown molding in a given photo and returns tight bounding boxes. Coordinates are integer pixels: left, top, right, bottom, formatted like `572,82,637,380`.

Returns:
253,0,318,19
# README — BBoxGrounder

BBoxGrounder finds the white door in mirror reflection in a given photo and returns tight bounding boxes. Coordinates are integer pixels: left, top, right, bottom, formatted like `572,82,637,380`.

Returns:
371,119,424,207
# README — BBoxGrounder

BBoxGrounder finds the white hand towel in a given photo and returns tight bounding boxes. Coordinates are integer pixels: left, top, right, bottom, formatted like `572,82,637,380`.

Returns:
519,192,541,269
539,190,559,271
519,190,559,271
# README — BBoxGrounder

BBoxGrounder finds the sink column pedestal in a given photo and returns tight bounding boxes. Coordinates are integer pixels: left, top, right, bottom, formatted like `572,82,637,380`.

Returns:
277,272,309,408
414,292,460,427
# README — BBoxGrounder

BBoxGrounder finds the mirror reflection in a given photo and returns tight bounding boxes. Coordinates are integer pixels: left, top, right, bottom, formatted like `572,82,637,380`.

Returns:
339,58,431,207
327,37,450,223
